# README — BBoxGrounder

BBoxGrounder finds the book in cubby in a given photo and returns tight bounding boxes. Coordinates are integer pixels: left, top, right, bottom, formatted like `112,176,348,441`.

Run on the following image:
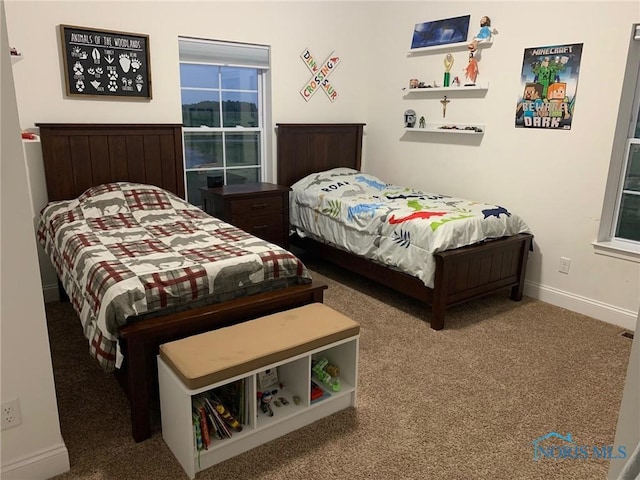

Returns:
192,378,247,450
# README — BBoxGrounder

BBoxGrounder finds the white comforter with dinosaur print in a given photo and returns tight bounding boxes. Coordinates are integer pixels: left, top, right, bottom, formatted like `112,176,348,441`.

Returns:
290,168,531,288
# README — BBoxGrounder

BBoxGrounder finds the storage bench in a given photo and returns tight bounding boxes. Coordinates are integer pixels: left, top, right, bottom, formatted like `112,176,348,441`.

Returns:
158,302,360,479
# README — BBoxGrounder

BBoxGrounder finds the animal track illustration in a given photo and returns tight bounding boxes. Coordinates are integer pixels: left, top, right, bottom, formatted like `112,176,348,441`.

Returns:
107,70,118,91
95,67,103,75
90,80,101,90
130,58,142,72
88,68,95,75
75,80,85,92
71,46,87,59
119,53,131,73
73,62,84,75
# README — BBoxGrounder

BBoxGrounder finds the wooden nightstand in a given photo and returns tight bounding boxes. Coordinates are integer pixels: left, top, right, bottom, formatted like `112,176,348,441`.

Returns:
200,183,291,249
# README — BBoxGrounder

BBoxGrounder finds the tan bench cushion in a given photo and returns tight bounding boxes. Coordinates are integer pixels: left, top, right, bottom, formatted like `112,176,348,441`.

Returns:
159,303,360,390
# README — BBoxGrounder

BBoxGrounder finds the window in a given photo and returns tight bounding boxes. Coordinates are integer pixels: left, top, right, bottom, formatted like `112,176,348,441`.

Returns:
616,99,640,242
178,38,270,207
595,25,640,260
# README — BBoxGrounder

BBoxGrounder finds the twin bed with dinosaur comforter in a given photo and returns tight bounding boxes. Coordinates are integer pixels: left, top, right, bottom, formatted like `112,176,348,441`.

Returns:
289,168,531,290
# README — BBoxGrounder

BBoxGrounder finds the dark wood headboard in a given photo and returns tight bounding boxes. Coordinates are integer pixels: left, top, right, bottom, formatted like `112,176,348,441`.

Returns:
37,123,185,201
276,123,365,187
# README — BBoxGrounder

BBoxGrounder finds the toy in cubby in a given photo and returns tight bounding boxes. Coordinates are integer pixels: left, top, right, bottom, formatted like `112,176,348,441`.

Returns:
311,358,341,392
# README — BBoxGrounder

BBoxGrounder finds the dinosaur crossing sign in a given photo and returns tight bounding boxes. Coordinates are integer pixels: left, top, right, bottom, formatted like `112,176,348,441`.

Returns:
300,48,340,102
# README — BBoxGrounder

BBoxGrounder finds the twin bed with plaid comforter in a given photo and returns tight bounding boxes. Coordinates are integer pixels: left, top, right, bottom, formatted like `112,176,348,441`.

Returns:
38,182,311,372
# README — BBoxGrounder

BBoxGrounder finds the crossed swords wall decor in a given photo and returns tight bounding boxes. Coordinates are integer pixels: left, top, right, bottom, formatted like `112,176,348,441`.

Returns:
300,48,340,102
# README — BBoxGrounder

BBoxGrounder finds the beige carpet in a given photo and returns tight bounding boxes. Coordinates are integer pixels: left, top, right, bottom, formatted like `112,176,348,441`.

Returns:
48,256,632,480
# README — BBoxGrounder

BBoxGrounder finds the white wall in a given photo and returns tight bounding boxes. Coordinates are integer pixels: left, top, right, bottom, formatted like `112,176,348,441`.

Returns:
3,2,639,477
0,0,70,477
364,1,640,328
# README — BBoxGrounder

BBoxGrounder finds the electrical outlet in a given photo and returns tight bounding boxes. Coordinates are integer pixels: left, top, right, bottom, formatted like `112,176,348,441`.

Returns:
559,257,571,274
1,398,22,430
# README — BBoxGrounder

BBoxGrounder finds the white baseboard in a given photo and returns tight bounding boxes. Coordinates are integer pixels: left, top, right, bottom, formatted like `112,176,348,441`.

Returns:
524,280,639,332
1,443,69,480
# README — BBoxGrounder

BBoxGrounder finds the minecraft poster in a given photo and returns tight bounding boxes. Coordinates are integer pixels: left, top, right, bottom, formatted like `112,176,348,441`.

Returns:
515,43,583,130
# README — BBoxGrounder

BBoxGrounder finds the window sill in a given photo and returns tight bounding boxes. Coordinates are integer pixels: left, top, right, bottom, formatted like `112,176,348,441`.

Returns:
592,240,640,263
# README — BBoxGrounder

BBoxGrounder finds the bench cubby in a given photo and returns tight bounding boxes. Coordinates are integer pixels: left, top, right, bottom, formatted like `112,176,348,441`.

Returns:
157,303,360,479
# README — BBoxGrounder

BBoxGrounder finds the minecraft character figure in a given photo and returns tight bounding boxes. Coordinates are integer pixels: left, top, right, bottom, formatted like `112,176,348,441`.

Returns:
546,82,571,120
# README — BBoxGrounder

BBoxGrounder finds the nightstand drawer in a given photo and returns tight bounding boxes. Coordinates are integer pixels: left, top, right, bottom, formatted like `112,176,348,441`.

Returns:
199,183,290,249
233,214,284,245
230,196,283,216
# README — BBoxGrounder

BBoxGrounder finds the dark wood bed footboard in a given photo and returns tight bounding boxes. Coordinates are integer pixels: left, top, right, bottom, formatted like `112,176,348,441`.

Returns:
291,234,532,331
431,233,533,330
118,281,327,442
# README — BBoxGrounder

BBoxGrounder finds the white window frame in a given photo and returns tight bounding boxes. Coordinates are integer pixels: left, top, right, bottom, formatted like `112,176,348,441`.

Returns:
178,37,271,206
594,24,640,262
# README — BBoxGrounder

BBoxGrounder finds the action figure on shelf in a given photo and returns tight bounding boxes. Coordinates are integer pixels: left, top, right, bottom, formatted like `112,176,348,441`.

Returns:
419,116,426,128
465,52,479,85
404,109,416,128
259,391,273,416
468,16,497,53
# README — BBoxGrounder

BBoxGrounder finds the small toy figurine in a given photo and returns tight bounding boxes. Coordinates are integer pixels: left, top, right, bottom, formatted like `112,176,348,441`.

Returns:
418,116,426,128
260,391,273,416
404,109,416,128
325,364,340,377
468,16,497,52
409,78,419,89
464,52,479,85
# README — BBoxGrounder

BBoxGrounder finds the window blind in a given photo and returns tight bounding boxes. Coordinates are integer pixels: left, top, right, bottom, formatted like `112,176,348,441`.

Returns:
178,37,270,69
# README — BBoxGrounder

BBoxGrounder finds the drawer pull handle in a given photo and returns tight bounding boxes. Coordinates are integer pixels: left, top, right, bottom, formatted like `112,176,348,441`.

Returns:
251,203,268,209
253,225,268,231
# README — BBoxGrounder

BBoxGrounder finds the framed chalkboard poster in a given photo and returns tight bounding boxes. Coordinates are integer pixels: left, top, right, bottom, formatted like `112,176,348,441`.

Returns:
60,24,152,99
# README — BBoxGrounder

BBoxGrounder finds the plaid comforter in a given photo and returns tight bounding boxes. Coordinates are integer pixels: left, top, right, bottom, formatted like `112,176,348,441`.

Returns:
37,182,311,372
